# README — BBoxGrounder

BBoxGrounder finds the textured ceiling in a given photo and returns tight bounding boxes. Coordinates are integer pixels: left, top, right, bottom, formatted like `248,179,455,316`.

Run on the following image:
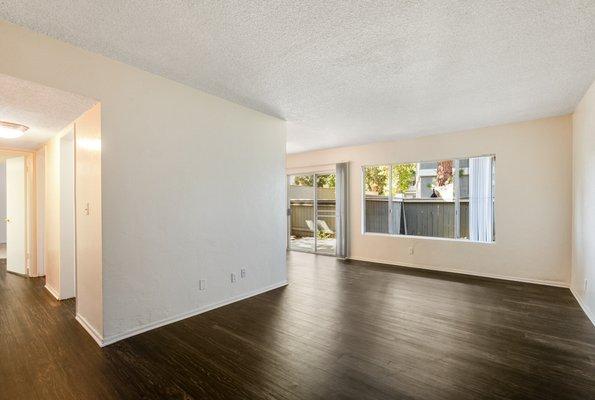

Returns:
0,73,97,149
1,1,594,153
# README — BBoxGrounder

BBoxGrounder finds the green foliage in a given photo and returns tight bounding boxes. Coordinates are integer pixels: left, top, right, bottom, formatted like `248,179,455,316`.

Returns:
365,164,416,196
364,166,388,195
317,230,334,239
292,174,335,188
392,163,416,195
317,174,335,188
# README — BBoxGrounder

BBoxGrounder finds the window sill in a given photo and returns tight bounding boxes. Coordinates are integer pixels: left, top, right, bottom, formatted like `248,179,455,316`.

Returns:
361,231,496,244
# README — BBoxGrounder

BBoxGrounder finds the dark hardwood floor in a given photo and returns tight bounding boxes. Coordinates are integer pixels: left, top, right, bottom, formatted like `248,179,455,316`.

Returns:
1,253,594,400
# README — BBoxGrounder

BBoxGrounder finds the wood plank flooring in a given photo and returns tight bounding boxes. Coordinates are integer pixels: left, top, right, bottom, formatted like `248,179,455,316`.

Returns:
1,253,594,399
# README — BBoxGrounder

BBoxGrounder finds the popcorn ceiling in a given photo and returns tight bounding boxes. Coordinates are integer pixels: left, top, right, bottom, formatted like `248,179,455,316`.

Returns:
1,1,594,153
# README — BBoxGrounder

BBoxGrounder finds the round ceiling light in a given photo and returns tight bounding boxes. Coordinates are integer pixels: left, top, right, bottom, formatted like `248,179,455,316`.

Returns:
0,121,29,139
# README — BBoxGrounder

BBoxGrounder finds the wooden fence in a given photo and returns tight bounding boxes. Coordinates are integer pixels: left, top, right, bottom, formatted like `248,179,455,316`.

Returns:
290,197,469,239
365,197,469,238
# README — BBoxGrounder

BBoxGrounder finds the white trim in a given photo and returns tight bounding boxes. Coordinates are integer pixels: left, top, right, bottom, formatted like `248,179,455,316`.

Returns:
362,231,496,244
101,280,289,347
287,164,337,175
75,314,104,347
44,284,60,300
570,287,595,327
348,256,569,288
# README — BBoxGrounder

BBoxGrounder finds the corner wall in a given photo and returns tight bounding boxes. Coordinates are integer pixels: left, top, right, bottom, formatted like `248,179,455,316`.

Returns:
0,162,5,243
0,20,287,343
287,115,573,286
571,80,595,324
43,133,61,296
74,104,103,339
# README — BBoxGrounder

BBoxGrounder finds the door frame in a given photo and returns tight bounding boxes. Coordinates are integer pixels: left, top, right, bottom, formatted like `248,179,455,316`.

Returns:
287,169,337,256
0,147,37,277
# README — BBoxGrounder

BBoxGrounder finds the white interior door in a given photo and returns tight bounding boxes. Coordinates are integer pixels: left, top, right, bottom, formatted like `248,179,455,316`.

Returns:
6,156,26,275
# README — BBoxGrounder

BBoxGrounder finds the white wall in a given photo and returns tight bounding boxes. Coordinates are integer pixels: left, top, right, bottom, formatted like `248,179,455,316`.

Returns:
43,129,64,297
74,104,103,340
572,80,595,324
0,20,287,343
288,115,572,286
0,161,5,244
35,148,44,275
59,130,75,299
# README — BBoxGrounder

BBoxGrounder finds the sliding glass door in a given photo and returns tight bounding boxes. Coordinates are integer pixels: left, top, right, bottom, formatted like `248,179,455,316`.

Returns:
288,172,336,255
315,173,336,255
288,174,315,253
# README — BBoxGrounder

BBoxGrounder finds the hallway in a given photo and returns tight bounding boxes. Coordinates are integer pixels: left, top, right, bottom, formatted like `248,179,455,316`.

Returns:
1,254,594,399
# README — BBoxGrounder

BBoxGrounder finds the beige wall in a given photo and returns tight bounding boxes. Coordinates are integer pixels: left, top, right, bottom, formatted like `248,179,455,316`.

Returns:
0,20,287,344
288,115,573,286
572,81,595,323
74,104,103,336
44,135,61,295
39,104,102,336
35,147,44,277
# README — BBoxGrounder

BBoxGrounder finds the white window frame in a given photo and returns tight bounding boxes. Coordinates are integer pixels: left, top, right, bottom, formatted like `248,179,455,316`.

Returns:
361,155,495,243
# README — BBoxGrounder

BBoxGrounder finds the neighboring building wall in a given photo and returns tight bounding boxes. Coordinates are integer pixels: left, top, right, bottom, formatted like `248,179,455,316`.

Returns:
0,20,287,344
288,115,572,286
572,80,595,324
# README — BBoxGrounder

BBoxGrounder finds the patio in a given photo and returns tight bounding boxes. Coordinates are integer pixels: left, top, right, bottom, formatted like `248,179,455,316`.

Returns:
289,236,336,254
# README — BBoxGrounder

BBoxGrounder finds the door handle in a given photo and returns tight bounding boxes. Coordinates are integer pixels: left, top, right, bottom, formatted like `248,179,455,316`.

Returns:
5,218,10,223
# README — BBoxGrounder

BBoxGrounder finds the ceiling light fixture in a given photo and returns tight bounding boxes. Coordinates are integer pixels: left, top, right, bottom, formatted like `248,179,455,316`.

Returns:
0,121,29,139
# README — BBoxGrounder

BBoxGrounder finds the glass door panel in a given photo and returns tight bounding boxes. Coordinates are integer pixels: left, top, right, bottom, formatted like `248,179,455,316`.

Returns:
288,174,315,252
315,173,336,255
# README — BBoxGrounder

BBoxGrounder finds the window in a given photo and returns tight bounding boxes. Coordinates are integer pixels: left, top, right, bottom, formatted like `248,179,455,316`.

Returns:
362,156,495,242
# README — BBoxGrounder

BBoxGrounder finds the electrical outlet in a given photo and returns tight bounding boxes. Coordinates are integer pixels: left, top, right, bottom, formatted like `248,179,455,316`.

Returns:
231,273,236,283
241,268,246,278
409,247,414,255
199,279,206,291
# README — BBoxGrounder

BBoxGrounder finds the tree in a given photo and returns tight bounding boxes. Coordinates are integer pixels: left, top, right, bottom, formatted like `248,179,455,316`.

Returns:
292,174,335,188
436,160,453,186
293,175,313,186
392,163,416,195
316,174,335,188
364,166,388,195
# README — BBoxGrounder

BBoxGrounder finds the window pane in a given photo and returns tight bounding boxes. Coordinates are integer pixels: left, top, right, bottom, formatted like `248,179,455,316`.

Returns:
397,160,456,238
457,158,470,239
364,165,389,233
316,173,336,255
391,163,416,198
363,157,495,241
288,174,315,252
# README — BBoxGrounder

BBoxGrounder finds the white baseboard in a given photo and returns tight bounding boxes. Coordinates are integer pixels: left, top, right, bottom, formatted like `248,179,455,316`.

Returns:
570,287,595,327
347,256,569,288
101,280,289,347
75,314,104,347
44,284,61,300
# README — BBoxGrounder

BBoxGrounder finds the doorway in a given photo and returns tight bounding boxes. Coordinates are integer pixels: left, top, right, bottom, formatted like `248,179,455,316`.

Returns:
3,155,27,275
287,171,336,255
